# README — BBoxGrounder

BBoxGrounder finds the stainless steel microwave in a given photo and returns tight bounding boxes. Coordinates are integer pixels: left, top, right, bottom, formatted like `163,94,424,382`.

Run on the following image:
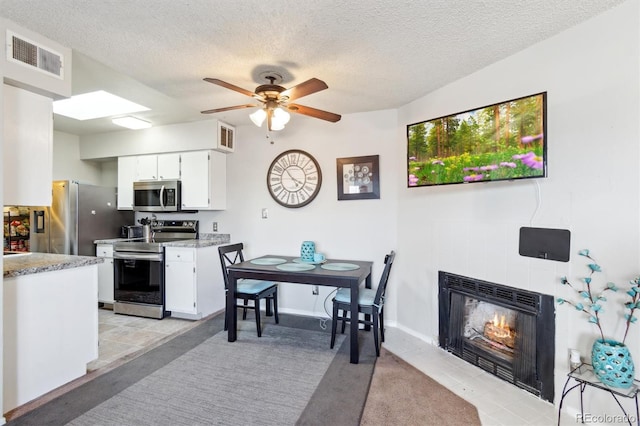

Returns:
133,180,181,212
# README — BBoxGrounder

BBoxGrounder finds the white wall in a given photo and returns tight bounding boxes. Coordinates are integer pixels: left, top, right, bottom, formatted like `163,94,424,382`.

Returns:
52,131,103,184
196,109,399,317
397,0,639,414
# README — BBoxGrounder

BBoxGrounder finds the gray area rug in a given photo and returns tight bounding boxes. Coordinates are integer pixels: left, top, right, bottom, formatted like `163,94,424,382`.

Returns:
5,313,377,426
69,323,345,426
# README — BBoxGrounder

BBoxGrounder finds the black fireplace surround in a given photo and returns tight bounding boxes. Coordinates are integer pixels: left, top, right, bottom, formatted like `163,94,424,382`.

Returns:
438,271,555,402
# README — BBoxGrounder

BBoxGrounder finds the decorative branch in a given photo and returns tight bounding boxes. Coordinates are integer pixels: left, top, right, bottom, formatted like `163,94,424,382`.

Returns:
557,249,638,344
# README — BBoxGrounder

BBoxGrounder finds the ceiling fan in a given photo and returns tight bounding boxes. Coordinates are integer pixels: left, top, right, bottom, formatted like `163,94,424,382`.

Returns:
201,73,341,131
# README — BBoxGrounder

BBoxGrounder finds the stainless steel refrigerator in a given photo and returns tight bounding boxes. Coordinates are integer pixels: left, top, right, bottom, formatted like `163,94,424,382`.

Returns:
30,181,134,256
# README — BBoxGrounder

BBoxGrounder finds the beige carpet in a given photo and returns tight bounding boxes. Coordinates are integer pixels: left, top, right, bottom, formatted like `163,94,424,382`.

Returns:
361,347,482,426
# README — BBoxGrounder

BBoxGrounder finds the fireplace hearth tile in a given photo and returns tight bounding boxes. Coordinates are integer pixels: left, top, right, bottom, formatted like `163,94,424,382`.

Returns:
382,328,564,426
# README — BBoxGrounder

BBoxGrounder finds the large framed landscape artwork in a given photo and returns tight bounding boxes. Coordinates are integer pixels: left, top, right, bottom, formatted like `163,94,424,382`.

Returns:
407,92,547,188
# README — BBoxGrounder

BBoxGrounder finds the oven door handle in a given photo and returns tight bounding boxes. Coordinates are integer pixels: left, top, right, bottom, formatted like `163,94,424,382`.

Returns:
113,252,164,261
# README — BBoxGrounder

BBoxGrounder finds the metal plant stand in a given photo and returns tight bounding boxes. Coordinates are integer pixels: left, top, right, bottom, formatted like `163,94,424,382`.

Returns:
558,364,639,426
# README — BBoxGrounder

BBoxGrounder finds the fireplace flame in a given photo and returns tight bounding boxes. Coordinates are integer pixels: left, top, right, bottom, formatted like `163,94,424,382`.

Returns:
491,313,511,338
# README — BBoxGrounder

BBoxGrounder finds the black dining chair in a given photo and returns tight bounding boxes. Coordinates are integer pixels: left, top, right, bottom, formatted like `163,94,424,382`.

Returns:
330,251,396,356
218,243,279,337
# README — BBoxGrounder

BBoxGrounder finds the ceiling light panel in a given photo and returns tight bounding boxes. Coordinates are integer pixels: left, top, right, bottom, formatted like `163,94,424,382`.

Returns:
112,116,152,129
53,90,150,120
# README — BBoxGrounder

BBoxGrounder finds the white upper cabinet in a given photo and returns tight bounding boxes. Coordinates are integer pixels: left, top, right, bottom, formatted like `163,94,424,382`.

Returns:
136,153,181,181
157,153,181,180
3,84,53,206
181,150,226,210
117,156,137,210
117,150,226,210
135,155,158,180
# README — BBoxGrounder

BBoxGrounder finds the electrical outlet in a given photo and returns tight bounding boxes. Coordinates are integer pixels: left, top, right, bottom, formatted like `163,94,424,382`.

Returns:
312,285,319,295
262,208,268,219
212,222,218,232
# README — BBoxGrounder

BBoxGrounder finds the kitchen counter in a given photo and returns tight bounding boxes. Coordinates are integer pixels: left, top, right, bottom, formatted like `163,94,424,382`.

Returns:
93,233,230,247
167,233,230,248
4,253,100,412
3,252,104,278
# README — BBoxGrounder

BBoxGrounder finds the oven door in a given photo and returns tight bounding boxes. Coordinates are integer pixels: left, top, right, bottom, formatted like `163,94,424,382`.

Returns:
114,251,165,307
133,180,180,212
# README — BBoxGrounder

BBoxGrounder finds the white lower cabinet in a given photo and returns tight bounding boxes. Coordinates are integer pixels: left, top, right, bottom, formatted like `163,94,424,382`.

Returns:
96,244,115,304
165,245,224,319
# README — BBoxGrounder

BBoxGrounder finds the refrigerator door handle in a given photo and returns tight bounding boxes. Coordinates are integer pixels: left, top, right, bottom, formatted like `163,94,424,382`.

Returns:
160,185,166,210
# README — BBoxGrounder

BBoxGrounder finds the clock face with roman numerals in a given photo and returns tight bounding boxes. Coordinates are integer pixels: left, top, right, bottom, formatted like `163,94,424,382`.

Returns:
267,149,322,208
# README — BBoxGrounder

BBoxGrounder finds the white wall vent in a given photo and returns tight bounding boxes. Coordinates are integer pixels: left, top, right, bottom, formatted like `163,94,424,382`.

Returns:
6,31,64,79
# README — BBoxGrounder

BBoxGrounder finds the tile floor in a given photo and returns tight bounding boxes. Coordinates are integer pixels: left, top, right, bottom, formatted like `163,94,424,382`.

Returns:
382,327,570,426
88,307,201,372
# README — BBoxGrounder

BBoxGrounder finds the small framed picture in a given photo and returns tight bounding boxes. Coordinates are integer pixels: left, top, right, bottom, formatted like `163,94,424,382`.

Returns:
336,155,380,200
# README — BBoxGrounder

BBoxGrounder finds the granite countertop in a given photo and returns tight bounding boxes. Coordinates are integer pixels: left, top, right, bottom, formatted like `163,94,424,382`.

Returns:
94,233,230,247
4,253,104,278
166,233,230,248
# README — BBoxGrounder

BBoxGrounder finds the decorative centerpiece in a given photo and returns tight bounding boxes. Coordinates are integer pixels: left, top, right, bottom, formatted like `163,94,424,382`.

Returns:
557,249,640,388
300,241,315,262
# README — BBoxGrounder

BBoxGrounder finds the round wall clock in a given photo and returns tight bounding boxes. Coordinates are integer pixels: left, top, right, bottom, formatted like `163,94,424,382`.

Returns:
267,149,322,208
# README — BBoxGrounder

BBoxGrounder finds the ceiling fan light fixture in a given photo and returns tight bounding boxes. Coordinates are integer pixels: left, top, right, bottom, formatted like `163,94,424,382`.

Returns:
272,107,290,125
203,76,341,132
269,107,290,131
250,108,267,127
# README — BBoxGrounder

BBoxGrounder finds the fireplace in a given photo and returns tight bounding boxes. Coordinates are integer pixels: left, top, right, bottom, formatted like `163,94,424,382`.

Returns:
438,271,555,402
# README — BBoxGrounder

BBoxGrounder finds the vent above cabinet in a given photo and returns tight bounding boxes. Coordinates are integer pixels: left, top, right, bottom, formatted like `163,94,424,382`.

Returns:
215,121,235,153
6,31,64,79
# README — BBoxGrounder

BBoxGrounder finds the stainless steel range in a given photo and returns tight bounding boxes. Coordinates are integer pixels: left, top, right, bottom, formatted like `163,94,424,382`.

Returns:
113,219,198,319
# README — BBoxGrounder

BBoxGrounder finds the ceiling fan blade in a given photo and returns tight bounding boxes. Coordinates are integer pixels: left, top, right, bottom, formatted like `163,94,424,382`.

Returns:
286,103,341,123
203,78,257,98
280,78,328,101
201,104,257,114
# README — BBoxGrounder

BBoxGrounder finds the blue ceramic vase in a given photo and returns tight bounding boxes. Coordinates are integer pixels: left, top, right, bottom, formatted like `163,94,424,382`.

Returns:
591,339,635,389
300,241,315,262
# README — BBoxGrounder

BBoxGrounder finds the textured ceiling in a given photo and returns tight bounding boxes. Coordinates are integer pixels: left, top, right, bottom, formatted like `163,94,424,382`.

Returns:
0,0,626,135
